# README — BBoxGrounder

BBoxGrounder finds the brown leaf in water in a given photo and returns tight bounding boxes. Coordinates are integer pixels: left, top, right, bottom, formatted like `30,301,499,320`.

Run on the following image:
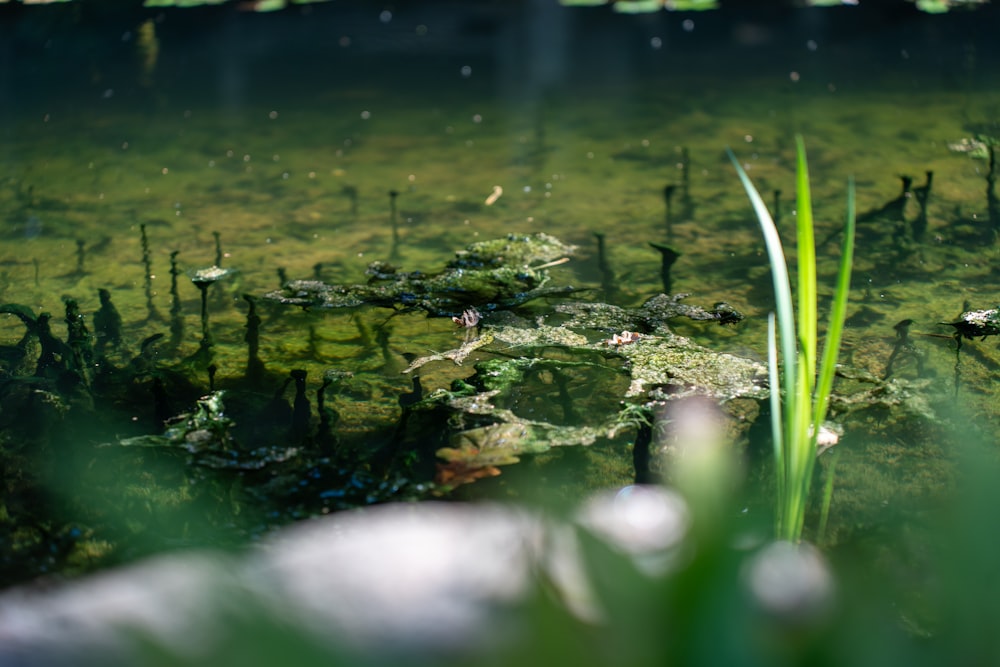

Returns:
434,461,502,489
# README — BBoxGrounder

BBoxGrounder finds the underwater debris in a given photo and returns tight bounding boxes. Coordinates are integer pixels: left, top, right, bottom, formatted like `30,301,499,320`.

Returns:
413,330,768,487
262,233,581,317
640,293,743,327
484,185,503,206
553,293,743,334
942,306,1000,345
120,392,234,456
617,335,768,399
113,389,314,472
391,287,765,489
828,365,937,424
190,265,236,284
449,233,575,269
402,330,495,374
603,331,642,346
815,422,843,457
452,307,481,328
942,305,1000,394
187,265,238,362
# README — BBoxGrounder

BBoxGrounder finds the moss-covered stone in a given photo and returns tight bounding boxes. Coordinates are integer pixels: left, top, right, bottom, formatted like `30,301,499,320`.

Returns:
263,233,581,317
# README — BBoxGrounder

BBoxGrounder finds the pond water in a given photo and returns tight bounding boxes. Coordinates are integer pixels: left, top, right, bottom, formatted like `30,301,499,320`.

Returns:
2,1,1000,583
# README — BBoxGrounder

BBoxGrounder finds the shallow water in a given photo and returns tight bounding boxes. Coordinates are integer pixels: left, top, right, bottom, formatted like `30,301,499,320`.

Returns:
2,1,1000,578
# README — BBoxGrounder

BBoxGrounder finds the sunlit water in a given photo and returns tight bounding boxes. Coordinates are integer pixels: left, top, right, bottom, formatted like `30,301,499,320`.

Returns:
2,2,1000,578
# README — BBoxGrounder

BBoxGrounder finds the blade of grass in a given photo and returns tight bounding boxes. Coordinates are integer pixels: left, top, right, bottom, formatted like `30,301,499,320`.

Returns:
767,312,785,529
814,176,856,430
726,148,796,419
795,135,817,390
816,448,841,546
788,137,819,542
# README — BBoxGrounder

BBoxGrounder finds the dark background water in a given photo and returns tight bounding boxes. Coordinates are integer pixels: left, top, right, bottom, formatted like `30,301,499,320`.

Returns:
2,0,998,110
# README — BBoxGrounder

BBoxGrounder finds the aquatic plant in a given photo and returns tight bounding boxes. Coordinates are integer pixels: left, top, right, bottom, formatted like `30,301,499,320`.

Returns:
728,136,856,542
187,264,237,360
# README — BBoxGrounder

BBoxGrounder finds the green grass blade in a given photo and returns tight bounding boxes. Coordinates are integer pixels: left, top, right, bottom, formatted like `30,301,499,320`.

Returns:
795,135,817,390
787,136,819,541
816,448,841,546
767,312,785,533
727,148,797,418
814,176,856,429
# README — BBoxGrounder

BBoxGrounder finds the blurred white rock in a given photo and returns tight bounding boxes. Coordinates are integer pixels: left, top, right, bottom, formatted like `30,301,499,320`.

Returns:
0,488,689,666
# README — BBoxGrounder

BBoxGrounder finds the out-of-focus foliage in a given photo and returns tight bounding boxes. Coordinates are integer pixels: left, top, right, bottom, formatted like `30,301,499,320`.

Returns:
559,0,988,12
561,0,719,10
2,0,988,13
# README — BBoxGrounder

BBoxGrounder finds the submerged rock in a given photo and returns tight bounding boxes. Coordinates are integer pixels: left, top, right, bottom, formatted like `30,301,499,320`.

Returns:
398,297,765,486
262,233,582,317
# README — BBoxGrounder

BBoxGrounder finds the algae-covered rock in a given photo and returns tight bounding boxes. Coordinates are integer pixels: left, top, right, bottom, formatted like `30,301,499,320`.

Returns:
396,295,764,488
552,293,743,334
614,334,768,399
263,233,581,317
448,232,575,268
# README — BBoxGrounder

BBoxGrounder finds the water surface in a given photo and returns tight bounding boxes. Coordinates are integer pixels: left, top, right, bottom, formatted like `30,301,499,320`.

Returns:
2,1,999,578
